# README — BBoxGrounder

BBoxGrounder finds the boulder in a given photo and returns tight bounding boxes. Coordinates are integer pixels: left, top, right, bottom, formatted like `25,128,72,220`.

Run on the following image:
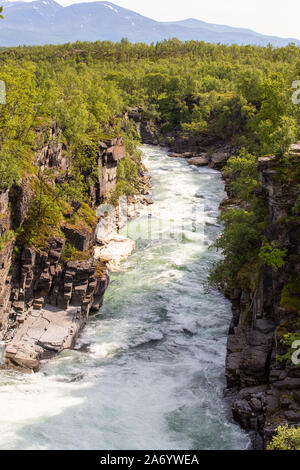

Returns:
168,152,186,159
209,151,230,169
95,235,135,272
187,157,209,167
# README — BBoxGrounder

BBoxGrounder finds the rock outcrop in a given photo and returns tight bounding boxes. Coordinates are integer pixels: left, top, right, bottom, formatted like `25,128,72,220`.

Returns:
97,137,126,203
225,153,300,448
95,169,152,271
128,107,238,171
5,255,109,370
128,107,160,145
168,136,236,169
0,201,108,371
187,156,209,167
37,123,69,175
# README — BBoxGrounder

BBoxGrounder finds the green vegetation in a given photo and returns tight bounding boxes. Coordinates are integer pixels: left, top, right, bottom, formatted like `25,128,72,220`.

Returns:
108,156,141,205
210,149,298,288
281,276,300,314
61,242,89,262
65,202,98,233
208,207,265,288
259,241,288,271
18,192,62,250
0,230,15,252
292,186,300,215
0,148,21,189
223,150,259,200
0,41,299,161
267,426,300,450
277,332,300,364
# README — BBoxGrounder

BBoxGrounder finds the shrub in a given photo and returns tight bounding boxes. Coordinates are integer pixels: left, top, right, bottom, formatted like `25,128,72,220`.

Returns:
208,208,265,287
277,332,300,364
107,156,140,206
259,241,287,271
280,276,300,313
0,149,21,190
223,150,259,200
267,426,300,450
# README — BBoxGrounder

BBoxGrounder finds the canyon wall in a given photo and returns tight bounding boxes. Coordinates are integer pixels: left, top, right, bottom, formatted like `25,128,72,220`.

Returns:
0,125,126,370
225,151,300,448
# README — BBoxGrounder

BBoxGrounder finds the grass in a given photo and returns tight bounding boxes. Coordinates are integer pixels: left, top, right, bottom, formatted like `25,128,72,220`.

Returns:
61,242,89,262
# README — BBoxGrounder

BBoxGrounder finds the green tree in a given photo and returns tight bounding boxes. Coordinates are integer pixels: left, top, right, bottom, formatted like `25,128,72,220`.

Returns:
259,241,288,271
223,150,259,200
209,208,265,287
268,426,300,450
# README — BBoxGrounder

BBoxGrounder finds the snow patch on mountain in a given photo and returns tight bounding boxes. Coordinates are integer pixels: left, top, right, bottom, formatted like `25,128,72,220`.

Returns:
102,3,119,14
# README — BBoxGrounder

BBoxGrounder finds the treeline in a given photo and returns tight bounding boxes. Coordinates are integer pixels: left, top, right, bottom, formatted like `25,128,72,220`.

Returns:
1,38,300,63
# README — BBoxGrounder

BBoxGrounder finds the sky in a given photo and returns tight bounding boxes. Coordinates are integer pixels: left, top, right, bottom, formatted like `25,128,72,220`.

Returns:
7,0,300,40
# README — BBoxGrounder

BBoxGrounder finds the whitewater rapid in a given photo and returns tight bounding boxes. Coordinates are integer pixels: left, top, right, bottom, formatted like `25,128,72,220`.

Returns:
0,145,249,450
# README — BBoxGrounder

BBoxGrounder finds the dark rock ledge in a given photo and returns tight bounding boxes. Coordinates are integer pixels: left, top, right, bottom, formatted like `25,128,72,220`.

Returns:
224,152,300,449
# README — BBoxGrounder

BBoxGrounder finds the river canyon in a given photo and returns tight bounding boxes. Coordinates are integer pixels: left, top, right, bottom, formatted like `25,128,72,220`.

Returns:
0,145,250,450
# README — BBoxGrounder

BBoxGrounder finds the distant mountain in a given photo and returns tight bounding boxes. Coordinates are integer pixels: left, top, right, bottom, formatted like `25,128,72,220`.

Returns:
0,0,299,47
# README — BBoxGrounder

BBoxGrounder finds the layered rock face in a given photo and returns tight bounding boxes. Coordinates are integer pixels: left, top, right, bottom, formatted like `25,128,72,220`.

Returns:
37,123,70,174
0,190,13,338
86,136,126,206
5,249,109,370
225,154,300,448
0,126,127,370
169,137,234,169
128,107,160,145
1,216,108,370
97,137,126,202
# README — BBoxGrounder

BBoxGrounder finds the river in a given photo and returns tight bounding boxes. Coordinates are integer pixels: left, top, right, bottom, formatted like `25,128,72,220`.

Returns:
0,145,249,450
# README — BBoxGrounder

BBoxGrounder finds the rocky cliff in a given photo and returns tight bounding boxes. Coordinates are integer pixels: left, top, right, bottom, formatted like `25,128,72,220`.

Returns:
225,148,300,448
0,124,128,371
128,107,160,146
